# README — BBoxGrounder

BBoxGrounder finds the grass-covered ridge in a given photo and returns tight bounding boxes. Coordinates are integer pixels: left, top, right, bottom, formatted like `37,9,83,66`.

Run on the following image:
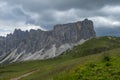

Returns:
64,36,120,57
0,36,120,80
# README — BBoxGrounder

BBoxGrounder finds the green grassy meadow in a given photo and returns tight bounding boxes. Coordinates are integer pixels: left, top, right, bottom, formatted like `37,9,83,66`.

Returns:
0,36,120,80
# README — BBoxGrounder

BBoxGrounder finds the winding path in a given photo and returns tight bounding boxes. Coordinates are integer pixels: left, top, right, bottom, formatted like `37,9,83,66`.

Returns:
10,70,38,80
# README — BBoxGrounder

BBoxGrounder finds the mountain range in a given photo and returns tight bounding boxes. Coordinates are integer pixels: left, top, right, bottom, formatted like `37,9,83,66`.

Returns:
0,19,96,64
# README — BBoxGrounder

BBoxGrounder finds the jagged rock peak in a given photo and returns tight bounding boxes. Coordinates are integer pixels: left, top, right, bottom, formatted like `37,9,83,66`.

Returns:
0,19,96,63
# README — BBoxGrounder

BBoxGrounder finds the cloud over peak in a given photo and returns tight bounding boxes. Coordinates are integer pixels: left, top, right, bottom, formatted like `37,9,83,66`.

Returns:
0,1,45,36
0,0,120,36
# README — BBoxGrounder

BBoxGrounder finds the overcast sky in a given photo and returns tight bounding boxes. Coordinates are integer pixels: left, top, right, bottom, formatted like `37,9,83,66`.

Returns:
0,0,120,36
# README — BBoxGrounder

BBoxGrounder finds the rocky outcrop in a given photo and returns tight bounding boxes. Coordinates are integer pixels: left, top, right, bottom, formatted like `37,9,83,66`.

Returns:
0,19,96,63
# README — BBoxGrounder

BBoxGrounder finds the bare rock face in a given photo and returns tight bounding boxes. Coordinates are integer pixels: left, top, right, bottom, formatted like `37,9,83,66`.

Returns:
0,19,96,63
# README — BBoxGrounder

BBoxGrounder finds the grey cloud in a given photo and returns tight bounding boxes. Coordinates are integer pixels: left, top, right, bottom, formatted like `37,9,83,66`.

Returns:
1,0,120,36
0,1,44,36
0,1,40,25
3,0,120,11
2,0,120,24
95,27,120,36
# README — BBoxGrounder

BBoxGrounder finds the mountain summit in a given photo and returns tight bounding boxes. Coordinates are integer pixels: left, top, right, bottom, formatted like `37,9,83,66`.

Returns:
0,19,96,63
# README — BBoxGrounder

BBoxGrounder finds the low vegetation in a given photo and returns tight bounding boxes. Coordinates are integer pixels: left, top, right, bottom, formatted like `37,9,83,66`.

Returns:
0,36,120,80
54,52,120,80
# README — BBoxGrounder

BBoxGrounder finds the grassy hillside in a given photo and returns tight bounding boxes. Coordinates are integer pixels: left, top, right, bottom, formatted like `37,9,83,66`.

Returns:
64,36,120,57
0,36,120,80
54,51,120,80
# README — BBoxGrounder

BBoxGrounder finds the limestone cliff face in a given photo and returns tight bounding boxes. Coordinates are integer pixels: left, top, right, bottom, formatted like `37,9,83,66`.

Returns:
0,19,96,63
